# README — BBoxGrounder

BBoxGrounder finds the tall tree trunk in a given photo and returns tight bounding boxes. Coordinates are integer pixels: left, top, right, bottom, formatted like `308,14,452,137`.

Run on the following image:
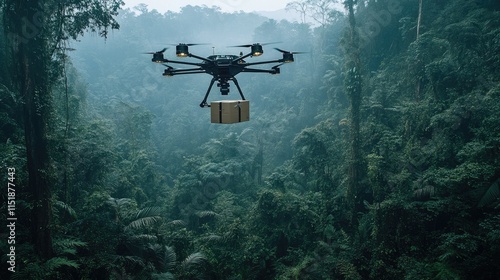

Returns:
3,0,122,259
416,0,423,100
344,0,363,230
4,0,54,259
22,50,54,259
416,0,423,39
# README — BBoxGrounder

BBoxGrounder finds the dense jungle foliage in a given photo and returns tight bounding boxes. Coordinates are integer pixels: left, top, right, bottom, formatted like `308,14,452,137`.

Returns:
1,0,499,279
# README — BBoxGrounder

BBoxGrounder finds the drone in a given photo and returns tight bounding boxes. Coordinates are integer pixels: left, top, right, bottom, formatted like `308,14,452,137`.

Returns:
145,43,304,108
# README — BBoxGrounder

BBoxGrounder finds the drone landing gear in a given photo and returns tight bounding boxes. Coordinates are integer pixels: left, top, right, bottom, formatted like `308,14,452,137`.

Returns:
232,78,245,100
200,78,216,108
199,77,246,108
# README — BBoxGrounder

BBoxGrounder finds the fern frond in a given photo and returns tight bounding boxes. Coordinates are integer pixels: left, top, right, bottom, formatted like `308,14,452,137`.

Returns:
168,219,187,227
53,238,87,249
60,248,77,255
182,252,206,270
10,262,44,280
198,234,223,242
413,185,436,200
108,197,134,208
432,261,461,280
129,234,158,243
108,197,137,220
110,267,134,280
337,260,362,280
113,255,145,267
163,246,177,272
438,250,455,262
196,210,219,218
478,179,500,207
125,207,163,230
44,257,80,270
53,200,77,219
152,272,175,280
53,238,87,256
126,216,161,230
135,206,163,219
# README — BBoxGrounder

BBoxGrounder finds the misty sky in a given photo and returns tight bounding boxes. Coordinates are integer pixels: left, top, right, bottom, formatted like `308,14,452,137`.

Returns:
123,0,292,13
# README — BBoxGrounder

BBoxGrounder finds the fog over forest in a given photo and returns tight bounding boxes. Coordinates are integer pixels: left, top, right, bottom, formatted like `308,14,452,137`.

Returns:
1,1,499,279
69,4,326,177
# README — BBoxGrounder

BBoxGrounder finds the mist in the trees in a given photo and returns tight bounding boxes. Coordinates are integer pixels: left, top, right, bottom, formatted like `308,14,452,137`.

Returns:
1,0,499,279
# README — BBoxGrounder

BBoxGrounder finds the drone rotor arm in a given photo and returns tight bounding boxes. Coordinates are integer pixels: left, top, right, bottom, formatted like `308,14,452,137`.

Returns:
165,69,206,75
243,59,284,67
163,66,205,77
162,63,175,69
241,67,279,74
232,52,253,63
162,59,204,67
187,53,213,63
272,63,285,69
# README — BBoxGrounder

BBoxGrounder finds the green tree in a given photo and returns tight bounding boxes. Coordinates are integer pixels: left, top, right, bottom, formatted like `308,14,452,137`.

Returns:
2,0,123,258
343,0,364,230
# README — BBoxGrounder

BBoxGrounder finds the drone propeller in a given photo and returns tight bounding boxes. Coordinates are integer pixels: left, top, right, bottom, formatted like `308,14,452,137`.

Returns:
229,42,281,57
162,63,176,77
274,48,306,63
274,48,307,54
229,42,281,48
168,43,209,57
142,48,168,54
170,43,208,46
230,44,254,48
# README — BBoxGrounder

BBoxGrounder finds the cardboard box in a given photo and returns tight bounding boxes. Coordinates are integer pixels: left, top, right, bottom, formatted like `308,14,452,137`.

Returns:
211,100,250,124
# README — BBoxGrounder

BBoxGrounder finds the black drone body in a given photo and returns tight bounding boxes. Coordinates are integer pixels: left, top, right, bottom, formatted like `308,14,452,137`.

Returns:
147,43,302,107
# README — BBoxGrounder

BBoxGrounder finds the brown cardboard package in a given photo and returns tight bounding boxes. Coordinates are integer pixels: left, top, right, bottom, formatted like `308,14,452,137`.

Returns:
211,100,250,124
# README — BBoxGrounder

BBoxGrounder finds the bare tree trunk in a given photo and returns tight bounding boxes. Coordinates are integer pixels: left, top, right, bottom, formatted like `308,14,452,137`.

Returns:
416,0,423,39
344,0,363,231
415,0,423,100
286,1,308,24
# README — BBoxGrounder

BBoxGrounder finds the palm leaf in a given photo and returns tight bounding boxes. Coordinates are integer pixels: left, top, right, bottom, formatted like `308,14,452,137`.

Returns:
152,272,175,280
129,234,158,243
478,178,500,207
125,216,161,230
113,255,145,267
196,210,219,218
134,206,163,219
181,252,207,270
168,219,187,227
162,246,177,272
108,197,135,208
125,207,163,230
108,197,136,221
198,234,223,243
413,185,436,200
